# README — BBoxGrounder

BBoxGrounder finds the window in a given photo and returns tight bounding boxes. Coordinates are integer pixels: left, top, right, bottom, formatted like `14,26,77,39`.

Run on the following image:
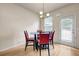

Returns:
44,16,52,31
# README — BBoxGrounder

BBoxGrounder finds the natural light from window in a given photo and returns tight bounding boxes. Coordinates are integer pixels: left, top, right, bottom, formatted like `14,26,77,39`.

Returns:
44,16,52,31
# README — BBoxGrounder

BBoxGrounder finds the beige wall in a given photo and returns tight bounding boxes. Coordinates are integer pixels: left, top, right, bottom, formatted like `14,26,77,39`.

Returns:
40,4,79,48
0,4,39,51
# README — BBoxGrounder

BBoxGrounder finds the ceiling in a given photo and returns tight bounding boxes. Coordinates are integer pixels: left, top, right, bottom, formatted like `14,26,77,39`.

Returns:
18,3,71,14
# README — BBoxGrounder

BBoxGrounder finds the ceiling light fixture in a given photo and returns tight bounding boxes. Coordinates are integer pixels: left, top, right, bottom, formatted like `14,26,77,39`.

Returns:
40,0,50,18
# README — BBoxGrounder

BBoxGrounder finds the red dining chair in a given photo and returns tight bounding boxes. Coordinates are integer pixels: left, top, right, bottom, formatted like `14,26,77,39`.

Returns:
49,31,55,48
24,31,34,51
38,34,50,56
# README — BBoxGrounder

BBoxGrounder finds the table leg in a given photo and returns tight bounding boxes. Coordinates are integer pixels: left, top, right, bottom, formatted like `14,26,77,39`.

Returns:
34,34,38,51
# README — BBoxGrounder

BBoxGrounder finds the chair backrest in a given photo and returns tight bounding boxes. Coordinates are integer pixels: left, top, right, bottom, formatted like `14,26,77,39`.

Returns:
24,31,29,41
37,30,42,33
39,34,49,44
49,31,55,40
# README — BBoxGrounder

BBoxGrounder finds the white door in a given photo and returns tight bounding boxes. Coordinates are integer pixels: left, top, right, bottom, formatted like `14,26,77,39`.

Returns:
60,15,76,47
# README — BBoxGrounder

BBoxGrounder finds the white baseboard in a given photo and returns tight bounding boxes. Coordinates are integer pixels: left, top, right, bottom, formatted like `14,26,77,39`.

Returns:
0,43,24,52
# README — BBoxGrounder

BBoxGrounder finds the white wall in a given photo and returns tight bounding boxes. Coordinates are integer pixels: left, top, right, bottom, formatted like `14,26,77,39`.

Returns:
40,4,79,48
0,3,39,51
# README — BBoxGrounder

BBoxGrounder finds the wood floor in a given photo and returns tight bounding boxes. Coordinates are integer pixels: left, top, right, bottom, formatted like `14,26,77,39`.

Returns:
0,44,79,56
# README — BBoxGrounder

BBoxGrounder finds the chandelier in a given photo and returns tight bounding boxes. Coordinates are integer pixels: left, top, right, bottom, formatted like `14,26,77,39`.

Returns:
39,2,50,19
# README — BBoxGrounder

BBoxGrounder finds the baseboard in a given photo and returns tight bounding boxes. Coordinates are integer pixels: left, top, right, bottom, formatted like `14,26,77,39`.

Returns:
0,43,24,52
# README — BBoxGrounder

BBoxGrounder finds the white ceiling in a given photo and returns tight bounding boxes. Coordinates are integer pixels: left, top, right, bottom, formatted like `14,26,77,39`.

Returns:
18,3,70,14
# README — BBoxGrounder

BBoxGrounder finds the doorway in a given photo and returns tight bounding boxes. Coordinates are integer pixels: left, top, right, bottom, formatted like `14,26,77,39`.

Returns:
60,15,76,47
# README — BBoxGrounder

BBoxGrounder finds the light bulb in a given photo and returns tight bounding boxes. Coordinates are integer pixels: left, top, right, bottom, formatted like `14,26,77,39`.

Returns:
46,13,50,16
40,11,43,15
40,15,43,18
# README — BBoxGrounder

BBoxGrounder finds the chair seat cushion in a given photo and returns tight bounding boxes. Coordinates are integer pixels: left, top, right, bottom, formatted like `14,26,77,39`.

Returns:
28,38,34,41
49,38,52,40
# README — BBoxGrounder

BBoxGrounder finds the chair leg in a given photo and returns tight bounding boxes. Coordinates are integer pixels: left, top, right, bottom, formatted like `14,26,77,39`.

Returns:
48,44,50,56
39,45,41,56
25,42,28,51
52,40,54,48
36,42,38,51
33,42,35,50
52,40,53,45
53,44,54,48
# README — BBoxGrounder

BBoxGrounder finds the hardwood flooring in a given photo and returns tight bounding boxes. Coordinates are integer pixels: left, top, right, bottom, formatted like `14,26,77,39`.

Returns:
0,44,79,56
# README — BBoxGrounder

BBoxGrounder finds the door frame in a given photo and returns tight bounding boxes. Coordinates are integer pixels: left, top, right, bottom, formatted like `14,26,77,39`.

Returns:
59,14,76,47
